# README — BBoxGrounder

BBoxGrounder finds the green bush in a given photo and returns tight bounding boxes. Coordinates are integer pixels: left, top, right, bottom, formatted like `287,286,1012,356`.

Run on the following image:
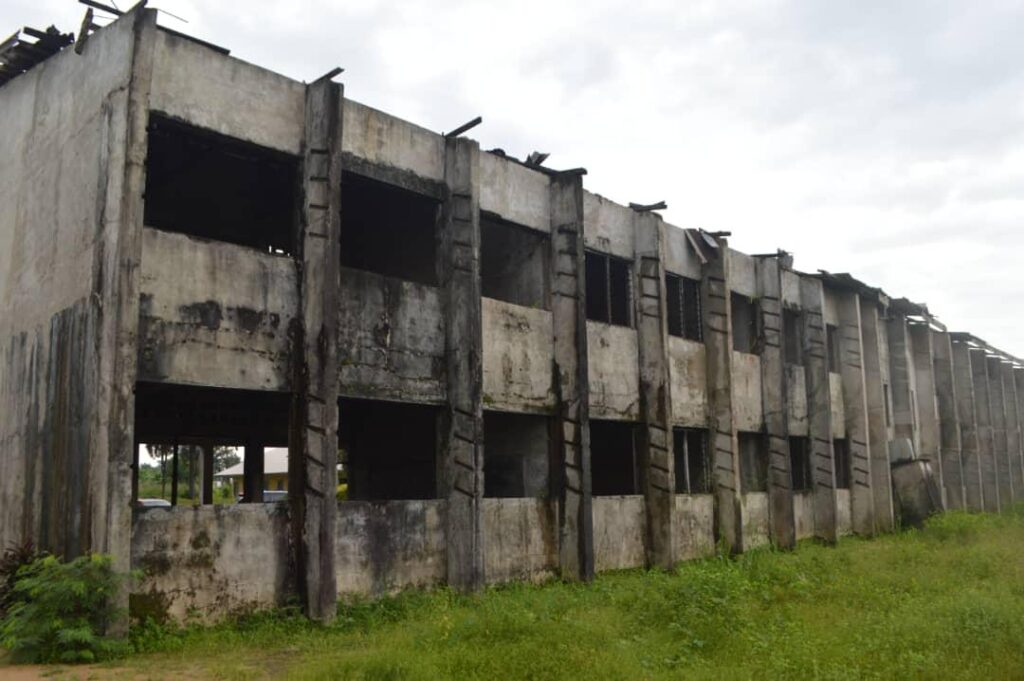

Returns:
0,541,45,618
0,553,129,663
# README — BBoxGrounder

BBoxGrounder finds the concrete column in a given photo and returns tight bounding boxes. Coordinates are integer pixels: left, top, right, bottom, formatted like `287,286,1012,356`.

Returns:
633,213,674,569
837,291,874,535
756,257,795,549
1016,368,1024,497
988,356,1012,505
970,349,999,511
437,136,484,591
243,443,264,503
932,332,965,509
909,324,942,499
201,444,214,505
701,237,742,553
860,301,895,531
952,339,984,511
800,276,837,543
288,76,342,621
1002,363,1023,501
888,315,916,450
549,171,593,581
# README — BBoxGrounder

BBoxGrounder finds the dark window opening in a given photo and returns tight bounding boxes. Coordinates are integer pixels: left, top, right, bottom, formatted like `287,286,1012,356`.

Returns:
144,114,298,254
133,383,291,506
731,293,760,354
783,309,803,365
666,274,703,342
673,427,710,494
591,420,639,495
483,412,551,498
883,383,892,426
827,324,841,373
833,438,851,489
738,431,768,493
480,214,550,309
586,251,632,327
341,171,439,286
789,436,812,492
338,397,438,501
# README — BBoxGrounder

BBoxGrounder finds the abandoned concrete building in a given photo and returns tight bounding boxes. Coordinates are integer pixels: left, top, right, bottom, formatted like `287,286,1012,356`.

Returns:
2,5,1024,624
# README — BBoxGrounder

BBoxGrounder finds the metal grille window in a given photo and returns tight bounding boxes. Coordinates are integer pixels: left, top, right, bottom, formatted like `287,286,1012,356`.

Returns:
789,436,812,491
585,250,633,327
673,427,711,493
666,274,703,342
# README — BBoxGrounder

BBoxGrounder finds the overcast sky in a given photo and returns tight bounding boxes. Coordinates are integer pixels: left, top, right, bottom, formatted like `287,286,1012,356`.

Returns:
10,0,1024,353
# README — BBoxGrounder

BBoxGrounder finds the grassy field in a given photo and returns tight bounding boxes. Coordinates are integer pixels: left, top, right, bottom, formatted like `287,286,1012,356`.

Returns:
7,508,1024,680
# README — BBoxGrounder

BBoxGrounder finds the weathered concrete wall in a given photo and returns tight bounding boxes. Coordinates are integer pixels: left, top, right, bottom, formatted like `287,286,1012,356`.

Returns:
342,100,444,183
862,301,895,531
338,268,445,404
483,498,558,583
479,153,550,233
788,365,809,435
793,492,815,540
727,250,757,298
836,489,852,536
673,495,715,561
731,351,764,431
335,500,447,595
137,228,298,390
131,505,292,622
150,30,304,154
740,492,770,550
830,373,846,438
662,226,703,280
587,322,640,420
669,338,709,426
582,192,634,260
482,299,555,412
593,495,646,571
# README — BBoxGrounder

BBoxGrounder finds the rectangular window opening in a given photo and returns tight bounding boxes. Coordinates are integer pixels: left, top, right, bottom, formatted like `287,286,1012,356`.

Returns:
483,411,552,498
738,431,768,493
585,250,632,327
480,214,550,309
783,309,803,365
666,273,703,342
789,436,812,492
340,171,440,286
673,427,711,494
731,293,759,354
591,420,639,495
144,113,299,255
833,438,851,489
338,397,438,501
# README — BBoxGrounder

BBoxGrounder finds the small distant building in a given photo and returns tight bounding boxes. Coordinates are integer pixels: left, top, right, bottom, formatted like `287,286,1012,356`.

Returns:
215,448,289,498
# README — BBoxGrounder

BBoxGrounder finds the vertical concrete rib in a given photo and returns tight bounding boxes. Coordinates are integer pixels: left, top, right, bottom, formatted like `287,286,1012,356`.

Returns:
437,137,485,591
800,276,837,543
756,257,795,548
971,349,999,511
932,331,965,509
953,340,984,511
837,292,874,535
888,315,916,451
988,357,1012,505
701,238,742,553
1016,368,1024,499
860,300,895,531
1001,363,1022,502
633,213,674,568
909,323,942,501
549,172,593,580
291,76,343,621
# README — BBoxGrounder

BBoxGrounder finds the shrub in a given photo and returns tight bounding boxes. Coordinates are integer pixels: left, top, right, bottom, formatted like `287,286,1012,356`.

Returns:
0,540,45,618
0,553,129,663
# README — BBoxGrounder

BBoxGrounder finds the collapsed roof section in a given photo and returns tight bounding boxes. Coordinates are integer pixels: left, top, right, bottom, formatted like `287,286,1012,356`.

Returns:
0,26,74,89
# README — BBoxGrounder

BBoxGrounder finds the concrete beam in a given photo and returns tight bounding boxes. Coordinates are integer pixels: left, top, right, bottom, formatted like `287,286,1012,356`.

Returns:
860,301,894,531
800,276,837,543
633,213,674,569
289,77,343,621
932,331,965,509
549,172,594,581
970,348,999,511
437,136,485,591
757,258,795,549
837,291,874,535
952,339,984,511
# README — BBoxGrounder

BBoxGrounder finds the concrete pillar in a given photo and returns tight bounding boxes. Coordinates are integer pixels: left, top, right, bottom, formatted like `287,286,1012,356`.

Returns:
701,237,743,553
860,301,895,531
837,291,874,535
1002,363,1023,501
952,339,984,511
243,444,264,503
988,356,1012,505
549,171,593,581
756,257,795,549
800,276,837,543
171,443,180,506
633,213,675,568
932,332,965,509
1016,368,1024,497
970,349,999,511
909,324,942,500
888,315,916,451
437,136,484,591
201,444,214,505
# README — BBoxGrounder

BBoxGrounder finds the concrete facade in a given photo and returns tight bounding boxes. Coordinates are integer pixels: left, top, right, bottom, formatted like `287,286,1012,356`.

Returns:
2,8,1023,624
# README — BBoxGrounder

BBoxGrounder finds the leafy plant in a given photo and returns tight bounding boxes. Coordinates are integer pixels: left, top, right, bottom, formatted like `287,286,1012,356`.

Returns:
0,540,44,617
0,553,129,663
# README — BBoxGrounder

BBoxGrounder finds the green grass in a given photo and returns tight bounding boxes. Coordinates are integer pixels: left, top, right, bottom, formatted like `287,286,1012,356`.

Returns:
12,508,1024,679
